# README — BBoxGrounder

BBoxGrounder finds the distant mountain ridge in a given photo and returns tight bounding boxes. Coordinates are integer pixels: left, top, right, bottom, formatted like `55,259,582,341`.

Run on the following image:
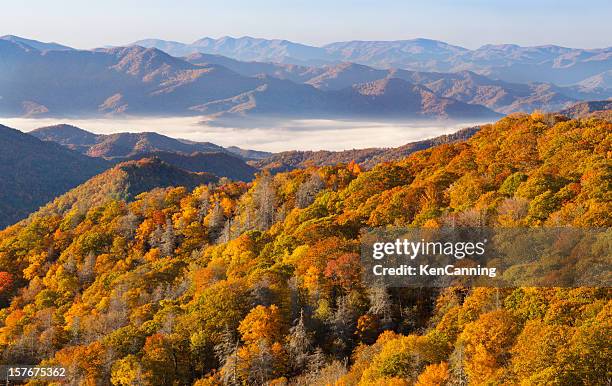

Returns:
134,36,612,86
86,132,223,159
252,126,480,172
0,42,263,117
0,39,501,121
0,34,73,51
183,59,600,114
30,124,262,181
30,124,267,160
559,100,612,118
192,75,500,120
1,36,608,121
134,36,330,64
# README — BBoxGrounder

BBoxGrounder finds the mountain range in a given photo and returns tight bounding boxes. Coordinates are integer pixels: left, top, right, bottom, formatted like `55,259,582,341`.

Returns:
2,100,610,228
252,126,480,173
30,124,261,180
0,121,478,227
134,36,612,86
31,124,226,158
0,38,499,121
28,123,481,174
1,35,609,122
181,58,601,114
0,123,257,227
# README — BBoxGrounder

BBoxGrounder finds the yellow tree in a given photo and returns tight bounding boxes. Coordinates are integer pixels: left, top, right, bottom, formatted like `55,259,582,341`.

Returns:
458,309,519,384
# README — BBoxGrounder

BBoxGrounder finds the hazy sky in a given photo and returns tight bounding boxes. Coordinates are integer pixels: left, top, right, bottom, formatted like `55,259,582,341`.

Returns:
2,0,611,49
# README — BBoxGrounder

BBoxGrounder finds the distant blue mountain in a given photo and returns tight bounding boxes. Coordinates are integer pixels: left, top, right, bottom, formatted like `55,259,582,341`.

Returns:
133,36,612,86
0,38,502,121
134,36,331,65
0,35,73,51
0,35,608,120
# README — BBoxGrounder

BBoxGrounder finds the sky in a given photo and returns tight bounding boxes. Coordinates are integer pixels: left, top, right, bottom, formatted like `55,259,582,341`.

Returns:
1,0,610,49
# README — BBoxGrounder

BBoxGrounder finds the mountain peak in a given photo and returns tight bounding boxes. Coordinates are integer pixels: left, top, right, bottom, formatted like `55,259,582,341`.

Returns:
91,156,219,199
0,35,73,51
30,157,218,221
30,124,101,148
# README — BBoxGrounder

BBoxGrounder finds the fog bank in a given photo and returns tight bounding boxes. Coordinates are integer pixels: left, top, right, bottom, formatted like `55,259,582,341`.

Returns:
2,116,493,152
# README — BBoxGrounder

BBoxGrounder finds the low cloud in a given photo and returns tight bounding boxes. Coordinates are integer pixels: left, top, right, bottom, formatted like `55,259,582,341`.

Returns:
2,115,491,152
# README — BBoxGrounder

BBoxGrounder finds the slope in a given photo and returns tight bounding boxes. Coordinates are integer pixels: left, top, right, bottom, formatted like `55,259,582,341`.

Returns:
0,112,609,385
120,151,258,181
253,126,479,172
0,124,109,228
32,157,218,220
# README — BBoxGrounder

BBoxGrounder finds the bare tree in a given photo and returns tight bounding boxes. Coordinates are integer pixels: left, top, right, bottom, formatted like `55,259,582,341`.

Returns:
368,285,393,328
254,173,276,230
160,218,176,257
208,202,225,243
287,310,313,373
449,342,468,386
296,173,325,208
215,326,240,386
118,210,140,239
248,340,275,385
78,251,96,285
328,296,357,356
220,217,233,244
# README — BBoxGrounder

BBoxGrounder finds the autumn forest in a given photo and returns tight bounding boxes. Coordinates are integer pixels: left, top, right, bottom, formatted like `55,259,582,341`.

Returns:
0,111,610,385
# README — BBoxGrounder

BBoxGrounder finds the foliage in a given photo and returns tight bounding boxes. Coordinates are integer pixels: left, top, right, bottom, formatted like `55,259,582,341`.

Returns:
0,114,610,384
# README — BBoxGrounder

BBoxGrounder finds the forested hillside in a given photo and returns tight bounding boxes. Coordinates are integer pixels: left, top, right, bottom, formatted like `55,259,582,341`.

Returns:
121,152,257,182
0,113,610,385
0,124,109,228
30,124,262,181
253,127,479,173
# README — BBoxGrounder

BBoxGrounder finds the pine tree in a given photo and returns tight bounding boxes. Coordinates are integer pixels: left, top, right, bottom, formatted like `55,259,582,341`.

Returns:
248,340,275,385
329,296,357,356
220,218,232,244
215,326,240,386
287,309,312,373
149,224,163,248
307,347,326,373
